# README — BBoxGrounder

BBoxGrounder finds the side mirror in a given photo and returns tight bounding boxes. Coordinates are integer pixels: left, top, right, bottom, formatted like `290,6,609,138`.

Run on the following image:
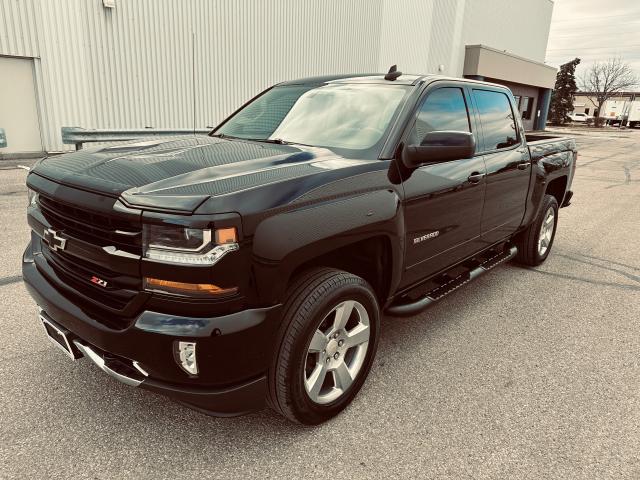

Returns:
401,131,476,168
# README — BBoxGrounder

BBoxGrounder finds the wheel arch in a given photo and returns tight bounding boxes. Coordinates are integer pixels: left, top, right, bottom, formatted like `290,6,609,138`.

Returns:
545,175,568,206
287,235,395,304
252,189,404,305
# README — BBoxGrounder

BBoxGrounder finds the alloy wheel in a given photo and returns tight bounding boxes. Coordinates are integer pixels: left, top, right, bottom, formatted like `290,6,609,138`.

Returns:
538,207,555,256
303,300,371,404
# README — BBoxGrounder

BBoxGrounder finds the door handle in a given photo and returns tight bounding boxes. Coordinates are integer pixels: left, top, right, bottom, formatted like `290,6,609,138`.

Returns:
467,172,485,184
517,162,530,170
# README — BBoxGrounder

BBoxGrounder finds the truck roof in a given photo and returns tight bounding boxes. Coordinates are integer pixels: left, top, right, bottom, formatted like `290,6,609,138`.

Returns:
276,73,511,89
277,73,426,86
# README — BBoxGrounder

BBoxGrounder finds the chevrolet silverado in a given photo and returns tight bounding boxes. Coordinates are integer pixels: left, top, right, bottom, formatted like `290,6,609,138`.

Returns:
23,69,576,424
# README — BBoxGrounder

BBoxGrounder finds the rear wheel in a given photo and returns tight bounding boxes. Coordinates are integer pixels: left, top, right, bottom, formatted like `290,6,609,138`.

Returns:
267,268,380,424
514,194,559,266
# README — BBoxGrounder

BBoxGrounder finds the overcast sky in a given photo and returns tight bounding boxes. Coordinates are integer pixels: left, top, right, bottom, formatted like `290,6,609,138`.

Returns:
546,0,640,85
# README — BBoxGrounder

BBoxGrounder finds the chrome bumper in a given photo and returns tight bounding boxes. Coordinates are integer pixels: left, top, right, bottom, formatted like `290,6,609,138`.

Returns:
72,340,147,387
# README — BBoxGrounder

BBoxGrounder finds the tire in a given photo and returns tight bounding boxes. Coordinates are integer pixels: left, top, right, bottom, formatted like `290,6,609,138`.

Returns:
514,194,559,266
267,268,380,424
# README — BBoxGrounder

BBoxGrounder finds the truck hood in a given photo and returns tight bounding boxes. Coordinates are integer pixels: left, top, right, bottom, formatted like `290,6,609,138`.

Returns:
31,136,374,213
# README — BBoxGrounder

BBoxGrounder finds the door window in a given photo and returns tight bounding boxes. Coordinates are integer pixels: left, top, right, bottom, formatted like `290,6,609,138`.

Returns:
408,87,470,145
473,89,519,150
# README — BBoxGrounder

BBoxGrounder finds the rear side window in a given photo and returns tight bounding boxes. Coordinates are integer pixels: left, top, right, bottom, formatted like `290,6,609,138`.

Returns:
473,89,519,150
409,87,470,145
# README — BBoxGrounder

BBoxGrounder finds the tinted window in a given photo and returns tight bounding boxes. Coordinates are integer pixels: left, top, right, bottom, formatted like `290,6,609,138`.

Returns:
409,88,470,144
220,86,310,139
473,89,519,150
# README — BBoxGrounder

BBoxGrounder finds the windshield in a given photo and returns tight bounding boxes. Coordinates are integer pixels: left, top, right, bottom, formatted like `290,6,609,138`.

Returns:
214,83,410,158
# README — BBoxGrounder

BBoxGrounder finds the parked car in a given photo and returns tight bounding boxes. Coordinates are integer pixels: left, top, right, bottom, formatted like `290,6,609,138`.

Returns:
23,70,577,424
568,112,592,123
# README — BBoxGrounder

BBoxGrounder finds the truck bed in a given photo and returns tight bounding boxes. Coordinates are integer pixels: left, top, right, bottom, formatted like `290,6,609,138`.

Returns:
525,133,576,160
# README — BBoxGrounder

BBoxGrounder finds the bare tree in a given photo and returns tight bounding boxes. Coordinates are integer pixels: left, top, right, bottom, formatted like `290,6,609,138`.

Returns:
579,57,639,124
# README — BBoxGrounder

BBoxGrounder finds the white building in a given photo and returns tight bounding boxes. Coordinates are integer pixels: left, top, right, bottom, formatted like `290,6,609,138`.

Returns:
0,0,557,157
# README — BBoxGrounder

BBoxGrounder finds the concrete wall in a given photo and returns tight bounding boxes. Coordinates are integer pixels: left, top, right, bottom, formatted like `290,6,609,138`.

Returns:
572,93,639,117
0,0,554,153
464,45,557,89
572,95,600,115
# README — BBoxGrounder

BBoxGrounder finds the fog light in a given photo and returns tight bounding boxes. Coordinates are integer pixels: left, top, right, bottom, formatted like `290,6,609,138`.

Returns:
175,341,198,376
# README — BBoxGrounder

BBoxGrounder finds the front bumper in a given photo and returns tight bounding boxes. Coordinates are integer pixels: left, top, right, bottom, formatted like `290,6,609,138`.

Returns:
71,334,267,416
23,246,282,416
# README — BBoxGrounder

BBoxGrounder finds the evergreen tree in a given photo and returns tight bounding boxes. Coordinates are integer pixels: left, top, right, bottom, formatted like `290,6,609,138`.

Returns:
549,58,580,125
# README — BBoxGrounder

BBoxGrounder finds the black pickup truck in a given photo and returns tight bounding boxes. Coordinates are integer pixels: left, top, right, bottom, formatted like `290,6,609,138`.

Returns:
23,70,576,424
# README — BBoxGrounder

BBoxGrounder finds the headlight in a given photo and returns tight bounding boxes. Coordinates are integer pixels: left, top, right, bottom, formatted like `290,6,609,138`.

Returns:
143,225,239,265
27,188,38,207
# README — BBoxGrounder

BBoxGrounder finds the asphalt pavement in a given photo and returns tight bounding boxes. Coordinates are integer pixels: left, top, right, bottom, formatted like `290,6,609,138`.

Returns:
1,129,639,479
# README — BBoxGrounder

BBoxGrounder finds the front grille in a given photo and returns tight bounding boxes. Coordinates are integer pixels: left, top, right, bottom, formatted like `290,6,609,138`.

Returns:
43,248,137,312
35,193,144,323
38,194,141,254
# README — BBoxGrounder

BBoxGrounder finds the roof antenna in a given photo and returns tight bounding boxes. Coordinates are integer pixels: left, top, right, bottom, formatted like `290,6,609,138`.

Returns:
384,64,402,81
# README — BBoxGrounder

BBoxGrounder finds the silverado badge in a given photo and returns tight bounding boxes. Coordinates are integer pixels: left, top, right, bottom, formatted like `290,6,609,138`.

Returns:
413,231,440,244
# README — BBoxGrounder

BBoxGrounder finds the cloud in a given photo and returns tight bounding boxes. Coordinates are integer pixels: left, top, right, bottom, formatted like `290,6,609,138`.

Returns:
546,0,640,85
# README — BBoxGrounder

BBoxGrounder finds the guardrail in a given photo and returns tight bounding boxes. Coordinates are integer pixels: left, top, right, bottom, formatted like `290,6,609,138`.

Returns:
0,128,6,148
62,127,212,150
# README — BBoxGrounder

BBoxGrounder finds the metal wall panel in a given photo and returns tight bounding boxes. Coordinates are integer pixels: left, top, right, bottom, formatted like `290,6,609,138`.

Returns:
0,0,39,57
1,0,553,153
4,0,387,151
462,0,554,64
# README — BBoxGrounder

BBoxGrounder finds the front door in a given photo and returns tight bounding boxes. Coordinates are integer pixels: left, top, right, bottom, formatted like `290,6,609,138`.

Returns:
471,88,531,246
400,85,486,288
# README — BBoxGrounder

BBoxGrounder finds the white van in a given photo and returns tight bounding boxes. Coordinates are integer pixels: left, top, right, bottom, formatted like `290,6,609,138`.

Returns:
627,101,640,128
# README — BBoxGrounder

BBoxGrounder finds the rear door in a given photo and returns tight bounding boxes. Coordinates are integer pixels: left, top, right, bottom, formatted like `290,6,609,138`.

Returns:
471,88,531,246
399,83,486,287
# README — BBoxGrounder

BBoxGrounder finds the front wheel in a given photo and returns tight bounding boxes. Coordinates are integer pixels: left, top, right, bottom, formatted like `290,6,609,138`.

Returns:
514,194,559,266
267,268,380,424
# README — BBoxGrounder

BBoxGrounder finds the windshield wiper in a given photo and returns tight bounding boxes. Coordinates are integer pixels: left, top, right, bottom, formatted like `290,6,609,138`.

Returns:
210,133,241,140
211,134,291,145
212,135,311,147
245,138,290,145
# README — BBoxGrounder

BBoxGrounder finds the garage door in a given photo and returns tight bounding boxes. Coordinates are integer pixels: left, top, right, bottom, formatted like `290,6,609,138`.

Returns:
0,56,43,155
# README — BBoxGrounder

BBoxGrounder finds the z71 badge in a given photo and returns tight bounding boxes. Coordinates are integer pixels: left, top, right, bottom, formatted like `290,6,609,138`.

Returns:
90,276,108,288
413,231,440,244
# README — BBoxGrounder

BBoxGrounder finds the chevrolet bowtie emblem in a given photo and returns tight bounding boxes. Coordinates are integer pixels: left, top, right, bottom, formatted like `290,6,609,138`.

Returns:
43,228,67,252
